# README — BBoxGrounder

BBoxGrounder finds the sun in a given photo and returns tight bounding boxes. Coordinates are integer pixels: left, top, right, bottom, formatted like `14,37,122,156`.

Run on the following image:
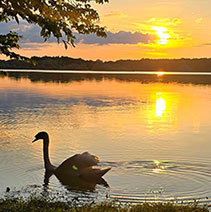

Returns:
152,26,171,45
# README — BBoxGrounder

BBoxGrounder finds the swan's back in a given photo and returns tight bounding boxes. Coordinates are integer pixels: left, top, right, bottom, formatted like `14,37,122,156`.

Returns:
57,152,99,169
54,152,110,178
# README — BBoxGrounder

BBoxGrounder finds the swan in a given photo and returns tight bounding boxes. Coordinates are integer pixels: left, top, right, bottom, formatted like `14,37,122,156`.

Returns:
32,131,111,179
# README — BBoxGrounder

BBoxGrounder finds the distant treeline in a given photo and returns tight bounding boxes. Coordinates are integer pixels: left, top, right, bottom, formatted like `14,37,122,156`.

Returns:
1,56,211,72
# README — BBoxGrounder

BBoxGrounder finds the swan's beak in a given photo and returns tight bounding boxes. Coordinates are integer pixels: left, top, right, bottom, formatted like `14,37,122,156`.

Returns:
32,137,38,143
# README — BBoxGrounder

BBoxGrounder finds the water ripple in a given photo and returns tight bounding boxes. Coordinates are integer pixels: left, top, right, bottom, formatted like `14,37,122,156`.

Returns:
101,159,211,203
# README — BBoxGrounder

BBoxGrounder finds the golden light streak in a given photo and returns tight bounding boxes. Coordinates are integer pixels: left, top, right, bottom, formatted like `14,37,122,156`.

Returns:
156,71,165,76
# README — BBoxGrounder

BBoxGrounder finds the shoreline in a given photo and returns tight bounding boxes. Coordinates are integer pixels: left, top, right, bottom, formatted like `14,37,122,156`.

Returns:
1,57,211,73
0,197,209,212
2,69,211,75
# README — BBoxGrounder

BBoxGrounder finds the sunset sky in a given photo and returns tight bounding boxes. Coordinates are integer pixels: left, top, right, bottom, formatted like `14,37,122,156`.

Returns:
1,0,211,61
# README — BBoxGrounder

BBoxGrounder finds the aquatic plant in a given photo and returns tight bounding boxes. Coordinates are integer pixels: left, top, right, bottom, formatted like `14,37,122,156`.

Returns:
0,197,208,212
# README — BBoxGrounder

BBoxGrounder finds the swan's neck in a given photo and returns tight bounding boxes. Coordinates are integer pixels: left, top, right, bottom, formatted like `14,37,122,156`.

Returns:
43,136,56,172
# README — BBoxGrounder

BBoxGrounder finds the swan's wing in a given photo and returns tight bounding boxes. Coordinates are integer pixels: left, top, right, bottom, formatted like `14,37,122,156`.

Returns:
55,152,111,179
56,152,99,171
76,152,100,167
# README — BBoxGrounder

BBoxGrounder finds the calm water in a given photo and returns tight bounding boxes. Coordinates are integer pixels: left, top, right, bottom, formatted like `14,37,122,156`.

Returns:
1,70,211,203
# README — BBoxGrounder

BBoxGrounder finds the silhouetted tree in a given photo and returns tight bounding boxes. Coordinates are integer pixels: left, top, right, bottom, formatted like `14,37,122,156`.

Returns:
0,0,108,61
2,57,211,72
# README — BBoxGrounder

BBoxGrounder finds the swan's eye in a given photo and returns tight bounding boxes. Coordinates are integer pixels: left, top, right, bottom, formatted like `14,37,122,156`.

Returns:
72,165,78,170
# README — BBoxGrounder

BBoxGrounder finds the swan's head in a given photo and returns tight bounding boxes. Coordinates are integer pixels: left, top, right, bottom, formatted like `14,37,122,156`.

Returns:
32,131,49,143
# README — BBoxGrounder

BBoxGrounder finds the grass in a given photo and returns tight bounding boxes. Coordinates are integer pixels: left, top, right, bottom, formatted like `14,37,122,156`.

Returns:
0,197,209,212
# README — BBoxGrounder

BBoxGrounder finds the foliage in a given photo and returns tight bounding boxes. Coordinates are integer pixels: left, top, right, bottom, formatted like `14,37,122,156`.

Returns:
0,197,208,212
0,0,108,60
0,32,30,61
1,56,211,72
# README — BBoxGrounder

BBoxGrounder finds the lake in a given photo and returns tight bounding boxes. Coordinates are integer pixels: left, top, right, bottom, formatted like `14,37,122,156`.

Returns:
1,70,211,204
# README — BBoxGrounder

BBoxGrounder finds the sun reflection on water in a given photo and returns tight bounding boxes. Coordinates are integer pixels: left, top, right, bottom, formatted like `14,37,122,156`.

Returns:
152,160,165,174
156,97,166,117
146,87,179,134
156,71,165,76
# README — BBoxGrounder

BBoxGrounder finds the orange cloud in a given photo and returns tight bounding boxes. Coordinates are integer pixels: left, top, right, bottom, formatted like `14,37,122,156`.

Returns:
195,18,203,24
103,11,128,19
147,17,182,26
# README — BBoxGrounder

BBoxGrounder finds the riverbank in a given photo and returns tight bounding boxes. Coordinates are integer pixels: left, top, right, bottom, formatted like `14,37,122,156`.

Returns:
1,56,211,72
0,197,209,212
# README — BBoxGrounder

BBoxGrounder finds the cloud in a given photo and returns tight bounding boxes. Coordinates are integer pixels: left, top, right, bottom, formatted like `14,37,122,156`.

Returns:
196,43,211,47
103,11,128,19
20,43,50,50
195,17,203,24
75,31,156,45
172,18,181,25
0,20,57,43
0,21,156,46
147,17,182,26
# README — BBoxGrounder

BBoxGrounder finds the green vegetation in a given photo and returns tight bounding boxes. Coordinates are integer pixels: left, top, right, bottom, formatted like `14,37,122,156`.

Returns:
1,56,211,72
0,0,108,60
0,197,209,212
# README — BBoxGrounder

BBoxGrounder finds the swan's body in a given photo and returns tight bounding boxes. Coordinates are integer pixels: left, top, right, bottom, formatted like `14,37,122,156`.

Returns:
32,131,111,179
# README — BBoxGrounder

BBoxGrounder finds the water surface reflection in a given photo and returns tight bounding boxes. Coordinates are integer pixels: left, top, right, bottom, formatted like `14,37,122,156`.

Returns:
1,71,211,203
5,70,211,84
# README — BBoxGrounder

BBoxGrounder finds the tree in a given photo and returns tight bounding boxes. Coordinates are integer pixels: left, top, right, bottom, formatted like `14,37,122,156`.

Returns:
0,0,108,61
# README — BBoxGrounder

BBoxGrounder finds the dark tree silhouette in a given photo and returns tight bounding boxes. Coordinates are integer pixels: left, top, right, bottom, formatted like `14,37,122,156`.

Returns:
0,0,108,60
